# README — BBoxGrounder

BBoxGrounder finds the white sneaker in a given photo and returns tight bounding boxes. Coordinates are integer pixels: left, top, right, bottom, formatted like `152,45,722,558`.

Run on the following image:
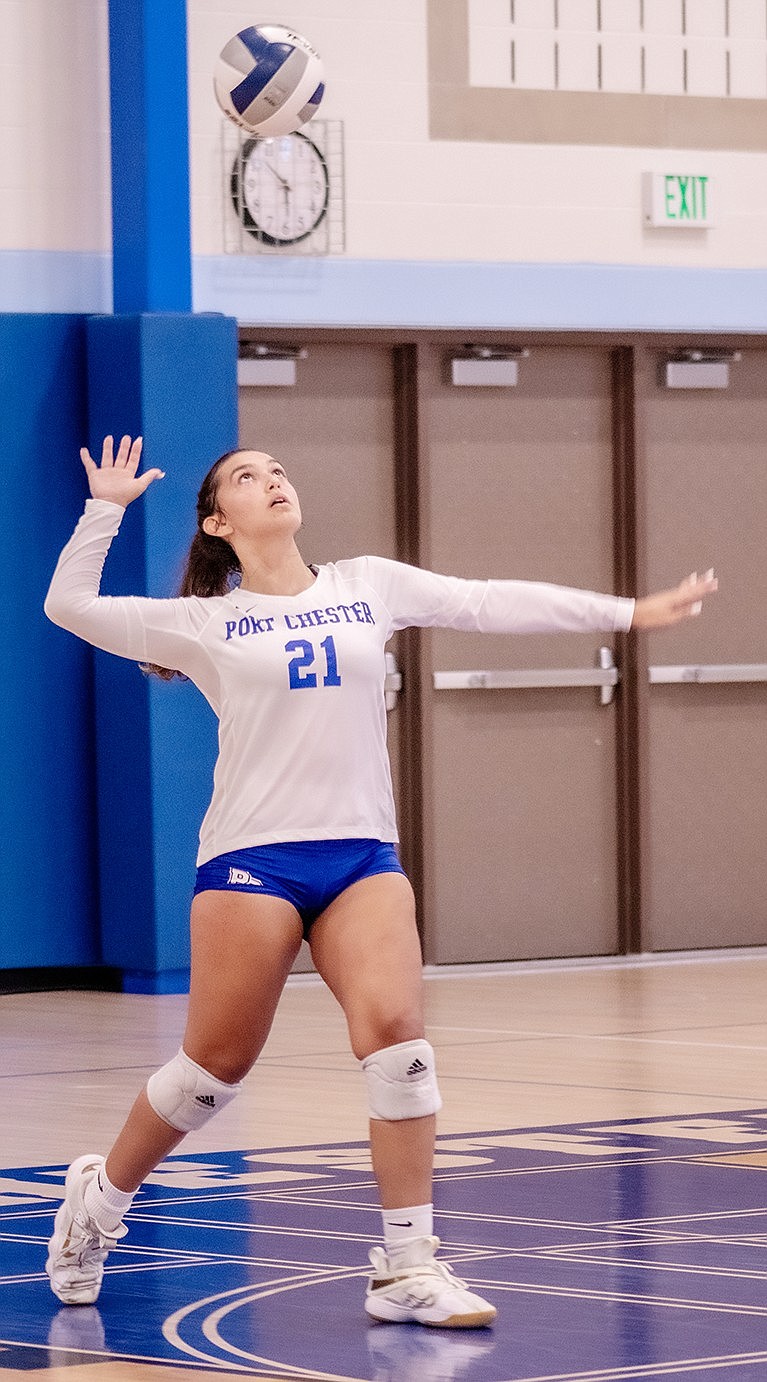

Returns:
45,1155,127,1305
365,1235,497,1329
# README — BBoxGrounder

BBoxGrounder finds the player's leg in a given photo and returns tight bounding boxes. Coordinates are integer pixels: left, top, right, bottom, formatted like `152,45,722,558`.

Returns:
309,872,496,1328
46,891,303,1305
310,870,433,1199
106,889,303,1187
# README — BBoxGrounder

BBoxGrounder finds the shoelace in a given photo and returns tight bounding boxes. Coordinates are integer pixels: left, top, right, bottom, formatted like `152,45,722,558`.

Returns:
66,1211,127,1266
369,1247,468,1290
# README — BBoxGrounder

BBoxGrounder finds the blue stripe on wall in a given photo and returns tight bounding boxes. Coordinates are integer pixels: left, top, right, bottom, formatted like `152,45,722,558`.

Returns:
0,252,112,313
2,251,767,333
192,257,767,333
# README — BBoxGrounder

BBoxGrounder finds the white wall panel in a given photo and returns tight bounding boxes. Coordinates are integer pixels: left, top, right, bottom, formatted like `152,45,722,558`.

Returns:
468,0,512,27
643,36,686,93
513,34,556,88
686,37,728,94
601,0,642,34
728,0,767,37
0,0,111,252
514,0,556,30
685,0,727,38
4,0,767,279
469,27,513,88
600,35,643,93
644,0,684,35
728,40,767,95
556,33,600,89
557,0,599,32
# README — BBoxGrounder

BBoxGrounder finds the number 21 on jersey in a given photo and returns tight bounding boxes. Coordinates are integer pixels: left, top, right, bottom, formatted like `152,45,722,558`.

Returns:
285,636,342,689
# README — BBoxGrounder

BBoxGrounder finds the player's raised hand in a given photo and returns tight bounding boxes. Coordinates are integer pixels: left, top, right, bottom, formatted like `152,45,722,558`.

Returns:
80,434,165,508
632,570,718,630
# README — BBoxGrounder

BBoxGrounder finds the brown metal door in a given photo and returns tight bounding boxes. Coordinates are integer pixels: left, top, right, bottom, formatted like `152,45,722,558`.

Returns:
639,347,767,950
238,342,404,966
419,345,622,963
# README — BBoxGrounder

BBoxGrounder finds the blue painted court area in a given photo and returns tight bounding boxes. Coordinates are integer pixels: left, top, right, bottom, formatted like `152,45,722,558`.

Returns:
3,1110,767,1379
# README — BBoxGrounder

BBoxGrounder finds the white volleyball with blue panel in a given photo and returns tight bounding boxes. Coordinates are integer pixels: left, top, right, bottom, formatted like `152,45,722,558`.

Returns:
214,24,324,136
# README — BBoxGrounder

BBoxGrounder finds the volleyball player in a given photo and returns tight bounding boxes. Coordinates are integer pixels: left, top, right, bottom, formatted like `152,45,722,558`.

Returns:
43,435,716,1328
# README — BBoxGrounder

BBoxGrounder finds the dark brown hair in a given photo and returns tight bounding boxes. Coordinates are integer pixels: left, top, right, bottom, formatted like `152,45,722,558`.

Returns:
145,449,243,681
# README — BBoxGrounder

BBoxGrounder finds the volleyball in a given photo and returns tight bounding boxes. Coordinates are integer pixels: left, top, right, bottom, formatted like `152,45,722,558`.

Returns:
214,24,324,137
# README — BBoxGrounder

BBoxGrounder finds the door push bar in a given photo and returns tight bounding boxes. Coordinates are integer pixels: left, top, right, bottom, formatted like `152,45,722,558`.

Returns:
384,650,403,711
430,656,767,708
433,647,619,706
649,663,767,685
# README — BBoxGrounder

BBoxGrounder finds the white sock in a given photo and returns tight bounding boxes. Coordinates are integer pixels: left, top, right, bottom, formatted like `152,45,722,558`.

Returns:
83,1163,135,1233
382,1202,434,1252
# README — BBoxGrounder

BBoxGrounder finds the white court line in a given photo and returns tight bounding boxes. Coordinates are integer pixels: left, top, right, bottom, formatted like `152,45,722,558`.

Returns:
526,1248,767,1284
0,1334,285,1376
429,1023,767,1052
468,1274,767,1317
163,1269,368,1378
502,1346,767,1381
606,1206,767,1228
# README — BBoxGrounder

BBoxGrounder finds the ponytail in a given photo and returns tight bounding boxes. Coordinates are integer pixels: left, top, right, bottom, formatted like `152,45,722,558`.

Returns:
178,530,241,599
144,450,243,681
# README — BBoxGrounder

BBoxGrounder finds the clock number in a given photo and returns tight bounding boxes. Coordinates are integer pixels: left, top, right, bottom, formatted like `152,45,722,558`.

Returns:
285,636,341,690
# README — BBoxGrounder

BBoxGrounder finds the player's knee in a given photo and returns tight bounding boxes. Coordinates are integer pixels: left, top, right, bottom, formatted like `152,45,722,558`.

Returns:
352,1012,424,1062
146,1047,242,1132
361,1039,442,1121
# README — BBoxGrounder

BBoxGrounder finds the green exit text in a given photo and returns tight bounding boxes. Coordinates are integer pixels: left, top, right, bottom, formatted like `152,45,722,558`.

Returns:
664,174,709,221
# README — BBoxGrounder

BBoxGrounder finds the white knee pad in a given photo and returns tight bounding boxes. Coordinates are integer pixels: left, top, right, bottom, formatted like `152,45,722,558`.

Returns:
146,1048,242,1133
362,1039,442,1121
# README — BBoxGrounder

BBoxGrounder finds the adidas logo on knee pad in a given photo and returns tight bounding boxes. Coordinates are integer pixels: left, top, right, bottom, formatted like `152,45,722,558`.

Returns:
362,1040,442,1121
147,1049,242,1132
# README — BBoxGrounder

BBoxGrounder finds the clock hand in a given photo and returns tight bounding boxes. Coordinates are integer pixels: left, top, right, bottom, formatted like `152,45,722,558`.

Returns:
264,158,292,193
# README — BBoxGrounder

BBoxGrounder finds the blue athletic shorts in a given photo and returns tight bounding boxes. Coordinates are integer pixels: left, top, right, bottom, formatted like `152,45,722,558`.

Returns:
193,838,406,934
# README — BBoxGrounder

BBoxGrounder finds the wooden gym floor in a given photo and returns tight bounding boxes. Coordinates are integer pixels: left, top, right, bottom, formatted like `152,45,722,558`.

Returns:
3,951,767,1380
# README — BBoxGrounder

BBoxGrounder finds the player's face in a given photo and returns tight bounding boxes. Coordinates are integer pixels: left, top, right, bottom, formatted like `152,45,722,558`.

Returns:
213,451,302,540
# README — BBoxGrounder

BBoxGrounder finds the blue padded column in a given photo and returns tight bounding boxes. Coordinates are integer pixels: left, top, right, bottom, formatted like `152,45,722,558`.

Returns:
108,0,192,312
86,313,238,992
0,315,99,970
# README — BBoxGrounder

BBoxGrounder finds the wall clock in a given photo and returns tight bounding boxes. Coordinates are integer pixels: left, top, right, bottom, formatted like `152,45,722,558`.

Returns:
231,130,330,247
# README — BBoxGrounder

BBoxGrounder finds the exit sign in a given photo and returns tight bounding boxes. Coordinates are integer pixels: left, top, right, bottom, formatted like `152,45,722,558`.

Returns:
643,172,713,227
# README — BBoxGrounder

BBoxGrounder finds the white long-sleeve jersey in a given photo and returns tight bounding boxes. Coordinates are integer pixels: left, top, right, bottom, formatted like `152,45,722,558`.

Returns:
45,499,635,864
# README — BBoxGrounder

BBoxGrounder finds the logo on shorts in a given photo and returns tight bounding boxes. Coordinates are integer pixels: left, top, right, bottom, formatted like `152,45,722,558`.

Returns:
227,868,263,887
